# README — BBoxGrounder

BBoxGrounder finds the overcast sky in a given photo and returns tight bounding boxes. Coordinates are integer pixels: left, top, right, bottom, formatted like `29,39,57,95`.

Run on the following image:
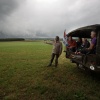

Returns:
0,0,100,38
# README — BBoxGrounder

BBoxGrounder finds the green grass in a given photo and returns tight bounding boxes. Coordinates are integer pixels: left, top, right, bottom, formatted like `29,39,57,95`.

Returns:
0,41,100,100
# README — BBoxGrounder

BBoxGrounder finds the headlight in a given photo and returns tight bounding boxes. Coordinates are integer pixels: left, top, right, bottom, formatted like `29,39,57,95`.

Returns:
90,65,95,70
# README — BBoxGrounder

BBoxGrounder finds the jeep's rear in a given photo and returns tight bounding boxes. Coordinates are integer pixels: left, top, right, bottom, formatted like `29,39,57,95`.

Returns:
66,24,100,72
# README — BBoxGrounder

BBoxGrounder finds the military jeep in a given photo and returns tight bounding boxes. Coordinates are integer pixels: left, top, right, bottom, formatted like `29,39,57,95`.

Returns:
66,24,100,72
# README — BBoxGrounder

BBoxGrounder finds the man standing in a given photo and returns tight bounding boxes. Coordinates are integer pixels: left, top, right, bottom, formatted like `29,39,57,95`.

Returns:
47,36,62,67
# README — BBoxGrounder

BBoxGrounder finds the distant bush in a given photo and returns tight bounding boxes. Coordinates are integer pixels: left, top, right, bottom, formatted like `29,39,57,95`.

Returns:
0,38,25,42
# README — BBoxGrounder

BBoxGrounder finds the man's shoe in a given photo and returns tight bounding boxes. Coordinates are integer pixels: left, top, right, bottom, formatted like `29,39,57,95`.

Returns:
47,64,52,67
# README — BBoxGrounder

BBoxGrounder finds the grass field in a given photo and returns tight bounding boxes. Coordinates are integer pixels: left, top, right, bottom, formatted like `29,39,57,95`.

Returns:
0,41,100,100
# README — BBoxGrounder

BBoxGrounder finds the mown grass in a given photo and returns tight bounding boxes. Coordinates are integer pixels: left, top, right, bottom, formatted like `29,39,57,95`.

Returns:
0,41,100,100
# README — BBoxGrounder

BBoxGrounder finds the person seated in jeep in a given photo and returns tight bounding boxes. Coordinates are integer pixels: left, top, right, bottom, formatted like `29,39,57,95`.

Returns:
67,36,77,52
76,37,82,50
76,30,97,54
75,38,90,54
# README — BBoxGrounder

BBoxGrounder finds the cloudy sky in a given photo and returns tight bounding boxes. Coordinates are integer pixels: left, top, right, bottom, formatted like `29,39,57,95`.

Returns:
0,0,100,38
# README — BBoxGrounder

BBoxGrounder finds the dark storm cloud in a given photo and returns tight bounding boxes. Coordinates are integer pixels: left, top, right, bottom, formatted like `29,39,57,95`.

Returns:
0,0,100,38
0,0,24,38
0,0,23,20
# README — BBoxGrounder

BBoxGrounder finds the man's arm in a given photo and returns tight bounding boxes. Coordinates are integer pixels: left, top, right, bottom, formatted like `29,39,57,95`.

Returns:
87,43,94,50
